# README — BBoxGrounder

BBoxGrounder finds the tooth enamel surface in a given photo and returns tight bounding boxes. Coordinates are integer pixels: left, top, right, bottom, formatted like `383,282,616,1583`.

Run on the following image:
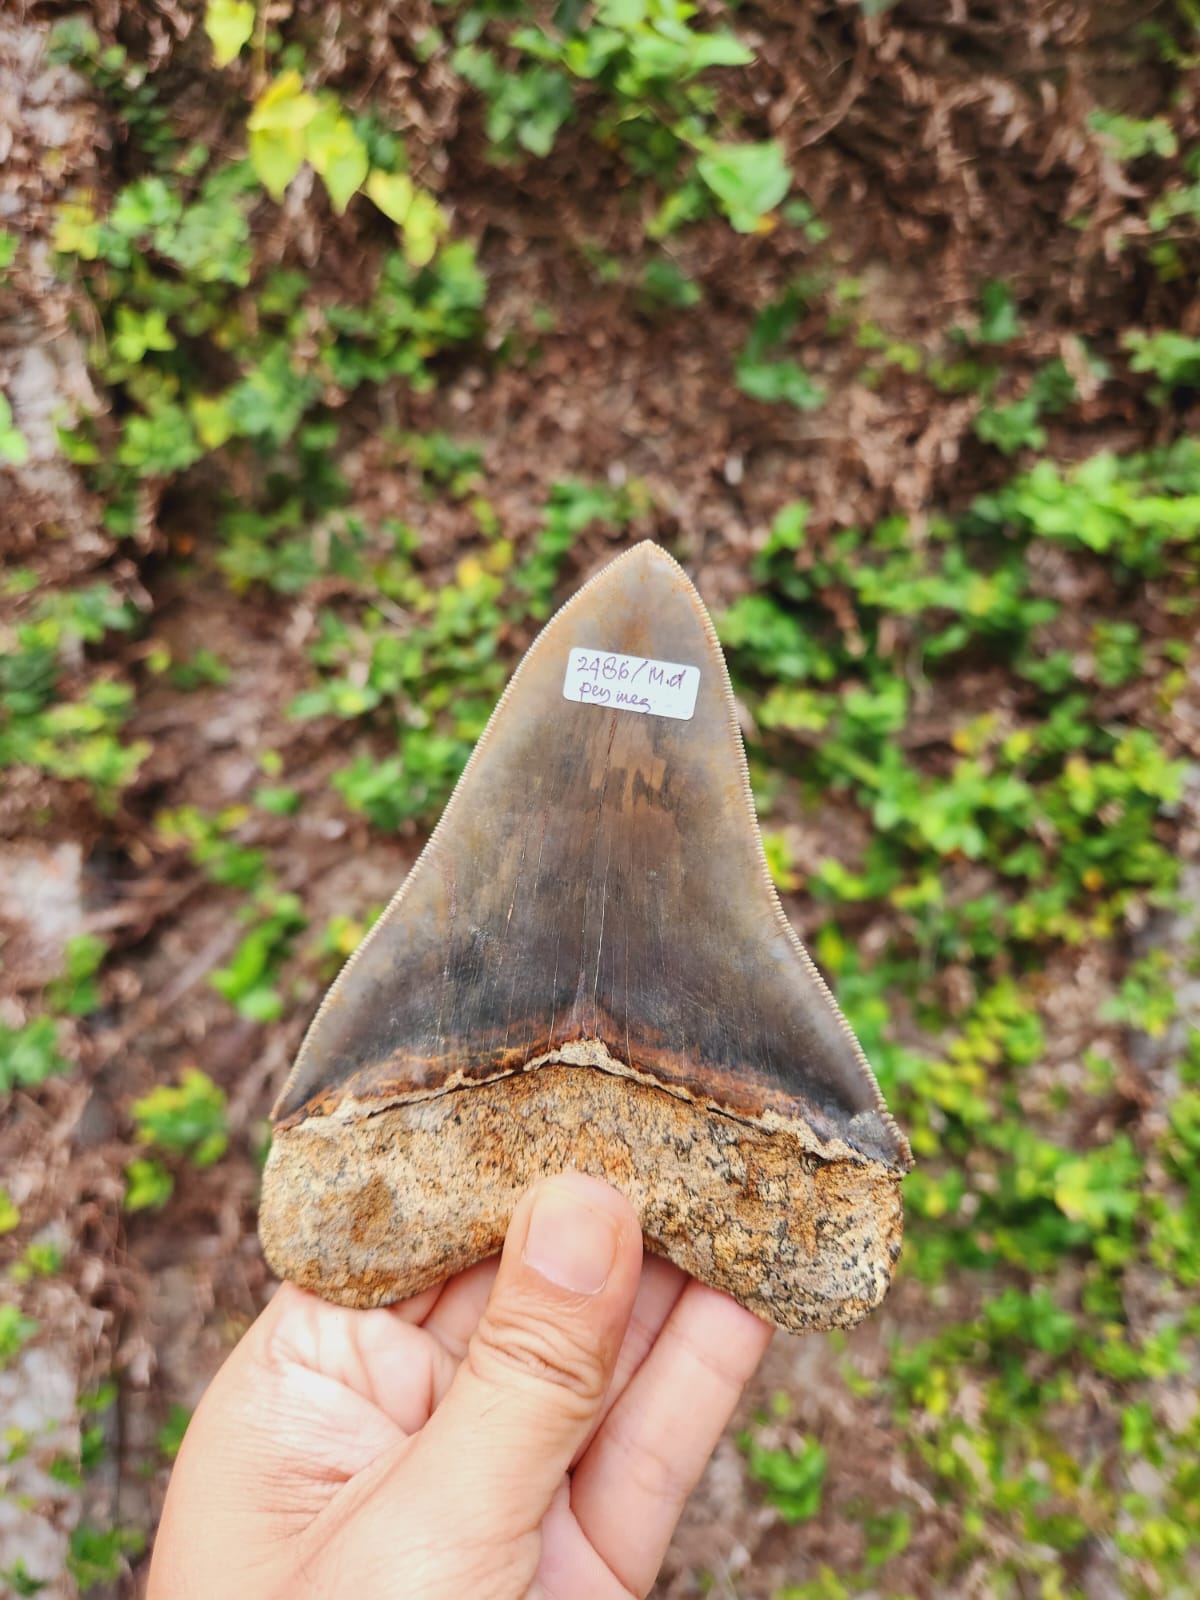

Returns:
261,543,911,1333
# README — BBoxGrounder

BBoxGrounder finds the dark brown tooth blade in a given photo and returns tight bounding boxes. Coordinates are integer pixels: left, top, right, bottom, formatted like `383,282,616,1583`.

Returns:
273,542,909,1173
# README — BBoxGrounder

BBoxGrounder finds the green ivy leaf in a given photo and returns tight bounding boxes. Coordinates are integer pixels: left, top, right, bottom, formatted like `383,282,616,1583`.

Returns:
123,1157,174,1213
0,1017,68,1092
157,1404,192,1461
740,1432,828,1522
67,1524,145,1588
1053,1144,1140,1231
736,355,825,411
1089,108,1177,162
1126,328,1200,392
116,401,203,477
111,306,176,365
0,1304,39,1369
977,279,1021,344
204,0,255,68
696,139,791,232
131,1068,229,1167
0,393,30,466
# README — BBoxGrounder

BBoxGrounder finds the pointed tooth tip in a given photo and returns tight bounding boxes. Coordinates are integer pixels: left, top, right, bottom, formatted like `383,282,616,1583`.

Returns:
608,540,686,576
630,539,678,562
578,541,697,610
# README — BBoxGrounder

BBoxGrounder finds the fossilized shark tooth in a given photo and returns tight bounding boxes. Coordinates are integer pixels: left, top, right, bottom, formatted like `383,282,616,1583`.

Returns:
260,542,911,1334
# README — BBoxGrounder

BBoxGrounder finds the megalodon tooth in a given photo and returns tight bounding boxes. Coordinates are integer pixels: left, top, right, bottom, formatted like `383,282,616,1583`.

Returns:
259,541,912,1333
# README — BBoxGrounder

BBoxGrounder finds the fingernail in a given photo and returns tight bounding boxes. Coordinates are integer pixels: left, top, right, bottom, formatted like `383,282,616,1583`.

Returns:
523,1179,621,1295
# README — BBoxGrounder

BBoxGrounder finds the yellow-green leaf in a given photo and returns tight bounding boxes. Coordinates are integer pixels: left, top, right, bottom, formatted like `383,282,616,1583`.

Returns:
1053,1159,1103,1228
53,195,101,259
204,0,255,68
247,71,319,134
190,393,235,451
247,72,320,201
249,126,305,201
365,165,450,263
305,101,369,215
364,169,414,226
399,188,447,268
0,1188,18,1235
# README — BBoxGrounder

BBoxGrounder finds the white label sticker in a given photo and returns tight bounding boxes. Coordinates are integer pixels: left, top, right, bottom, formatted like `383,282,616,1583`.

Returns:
563,648,700,720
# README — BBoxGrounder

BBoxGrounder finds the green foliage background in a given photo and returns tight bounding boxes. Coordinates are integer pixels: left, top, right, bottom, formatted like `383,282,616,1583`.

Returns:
2,1,1199,1594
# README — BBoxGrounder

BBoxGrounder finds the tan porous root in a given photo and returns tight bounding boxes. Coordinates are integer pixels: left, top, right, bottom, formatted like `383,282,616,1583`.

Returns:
260,1057,903,1336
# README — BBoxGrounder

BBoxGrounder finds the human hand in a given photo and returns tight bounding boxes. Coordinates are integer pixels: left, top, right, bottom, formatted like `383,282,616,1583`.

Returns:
148,1173,773,1599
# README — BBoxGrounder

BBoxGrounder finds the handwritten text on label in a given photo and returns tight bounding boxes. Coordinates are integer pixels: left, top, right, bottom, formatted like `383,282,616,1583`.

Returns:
562,648,701,720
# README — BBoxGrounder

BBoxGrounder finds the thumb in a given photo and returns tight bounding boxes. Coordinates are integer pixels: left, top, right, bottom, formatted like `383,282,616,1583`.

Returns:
413,1172,642,1540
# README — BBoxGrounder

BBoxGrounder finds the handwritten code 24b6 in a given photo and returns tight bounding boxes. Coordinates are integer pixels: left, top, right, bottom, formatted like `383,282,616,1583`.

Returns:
562,648,700,721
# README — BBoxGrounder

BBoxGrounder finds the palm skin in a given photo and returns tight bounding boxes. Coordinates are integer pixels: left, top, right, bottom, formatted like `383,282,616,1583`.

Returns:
148,1175,773,1600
